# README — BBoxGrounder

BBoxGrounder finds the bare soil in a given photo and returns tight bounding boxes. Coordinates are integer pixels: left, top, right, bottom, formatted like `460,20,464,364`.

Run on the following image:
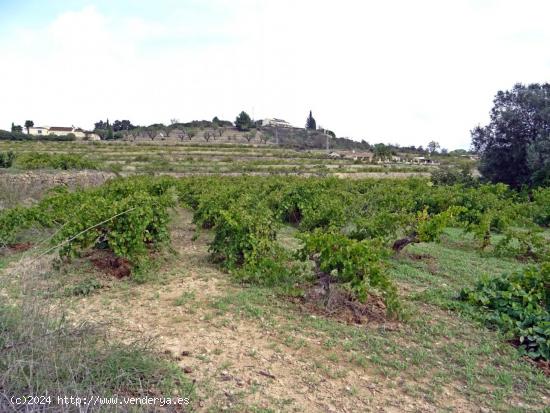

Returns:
297,277,391,326
62,210,482,412
7,242,33,252
88,249,132,278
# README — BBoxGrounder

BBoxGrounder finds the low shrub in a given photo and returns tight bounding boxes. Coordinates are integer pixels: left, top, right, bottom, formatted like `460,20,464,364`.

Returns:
531,187,550,227
460,263,550,360
232,251,311,289
0,130,32,141
298,231,400,316
15,152,99,170
431,165,477,186
36,133,76,142
347,211,406,242
0,151,15,168
273,182,354,230
65,278,102,296
494,228,549,261
0,177,179,276
208,198,278,269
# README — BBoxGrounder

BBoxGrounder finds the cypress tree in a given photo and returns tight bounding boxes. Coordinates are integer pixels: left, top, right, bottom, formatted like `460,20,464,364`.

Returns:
306,111,316,130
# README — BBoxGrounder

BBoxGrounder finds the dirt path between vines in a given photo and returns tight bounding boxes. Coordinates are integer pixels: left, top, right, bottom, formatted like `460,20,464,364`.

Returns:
66,210,475,412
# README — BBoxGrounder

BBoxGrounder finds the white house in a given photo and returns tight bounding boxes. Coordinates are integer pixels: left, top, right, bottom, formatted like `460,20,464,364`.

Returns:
412,156,439,165
28,125,100,140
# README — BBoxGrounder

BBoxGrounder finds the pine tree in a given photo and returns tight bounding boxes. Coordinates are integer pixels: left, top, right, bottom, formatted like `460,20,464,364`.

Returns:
306,110,316,130
235,111,252,131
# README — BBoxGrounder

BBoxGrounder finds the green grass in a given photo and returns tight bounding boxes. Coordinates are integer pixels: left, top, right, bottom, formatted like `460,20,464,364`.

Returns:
174,290,196,306
0,302,196,411
390,228,528,308
195,226,549,412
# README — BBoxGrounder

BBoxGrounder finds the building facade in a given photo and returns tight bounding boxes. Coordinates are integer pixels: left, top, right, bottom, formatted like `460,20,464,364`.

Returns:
28,126,100,140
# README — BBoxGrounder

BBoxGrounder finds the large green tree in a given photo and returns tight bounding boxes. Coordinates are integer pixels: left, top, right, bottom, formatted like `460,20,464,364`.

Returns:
235,111,252,131
472,83,550,187
112,120,135,132
373,143,392,160
427,140,440,154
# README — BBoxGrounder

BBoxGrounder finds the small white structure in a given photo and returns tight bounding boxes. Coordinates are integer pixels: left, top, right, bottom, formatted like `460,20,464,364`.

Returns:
261,118,293,128
28,125,100,140
460,154,480,161
412,156,439,165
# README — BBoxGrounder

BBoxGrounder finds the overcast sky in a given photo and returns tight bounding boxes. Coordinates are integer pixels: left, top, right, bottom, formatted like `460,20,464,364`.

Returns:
1,0,549,149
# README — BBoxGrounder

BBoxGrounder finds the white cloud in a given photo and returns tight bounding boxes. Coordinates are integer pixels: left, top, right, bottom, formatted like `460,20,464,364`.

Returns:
0,1,549,149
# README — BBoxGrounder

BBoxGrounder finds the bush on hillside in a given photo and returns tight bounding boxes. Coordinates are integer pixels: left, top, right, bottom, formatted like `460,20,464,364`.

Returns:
431,165,477,186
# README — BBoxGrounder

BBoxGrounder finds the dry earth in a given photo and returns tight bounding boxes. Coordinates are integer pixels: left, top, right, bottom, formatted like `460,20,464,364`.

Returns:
61,211,482,413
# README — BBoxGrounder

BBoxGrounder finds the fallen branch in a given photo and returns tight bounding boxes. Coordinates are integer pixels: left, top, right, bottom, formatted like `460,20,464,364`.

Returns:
392,233,419,252
258,370,276,379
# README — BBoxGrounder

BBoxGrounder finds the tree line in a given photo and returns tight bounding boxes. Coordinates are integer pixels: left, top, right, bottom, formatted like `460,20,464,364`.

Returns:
472,83,550,188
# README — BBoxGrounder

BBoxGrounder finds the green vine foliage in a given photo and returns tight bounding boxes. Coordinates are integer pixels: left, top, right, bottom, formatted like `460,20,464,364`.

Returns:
207,197,278,270
2,174,548,333
346,211,408,242
0,177,178,274
460,263,550,360
297,231,400,316
14,152,100,170
191,188,309,288
416,206,466,243
494,228,550,261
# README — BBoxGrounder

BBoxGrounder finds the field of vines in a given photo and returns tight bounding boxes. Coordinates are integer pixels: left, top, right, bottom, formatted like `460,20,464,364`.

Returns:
0,140,444,177
1,174,549,369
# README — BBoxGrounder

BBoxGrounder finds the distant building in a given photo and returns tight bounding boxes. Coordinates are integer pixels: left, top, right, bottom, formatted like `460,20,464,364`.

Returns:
339,150,374,162
412,156,439,165
261,118,293,128
28,125,100,140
